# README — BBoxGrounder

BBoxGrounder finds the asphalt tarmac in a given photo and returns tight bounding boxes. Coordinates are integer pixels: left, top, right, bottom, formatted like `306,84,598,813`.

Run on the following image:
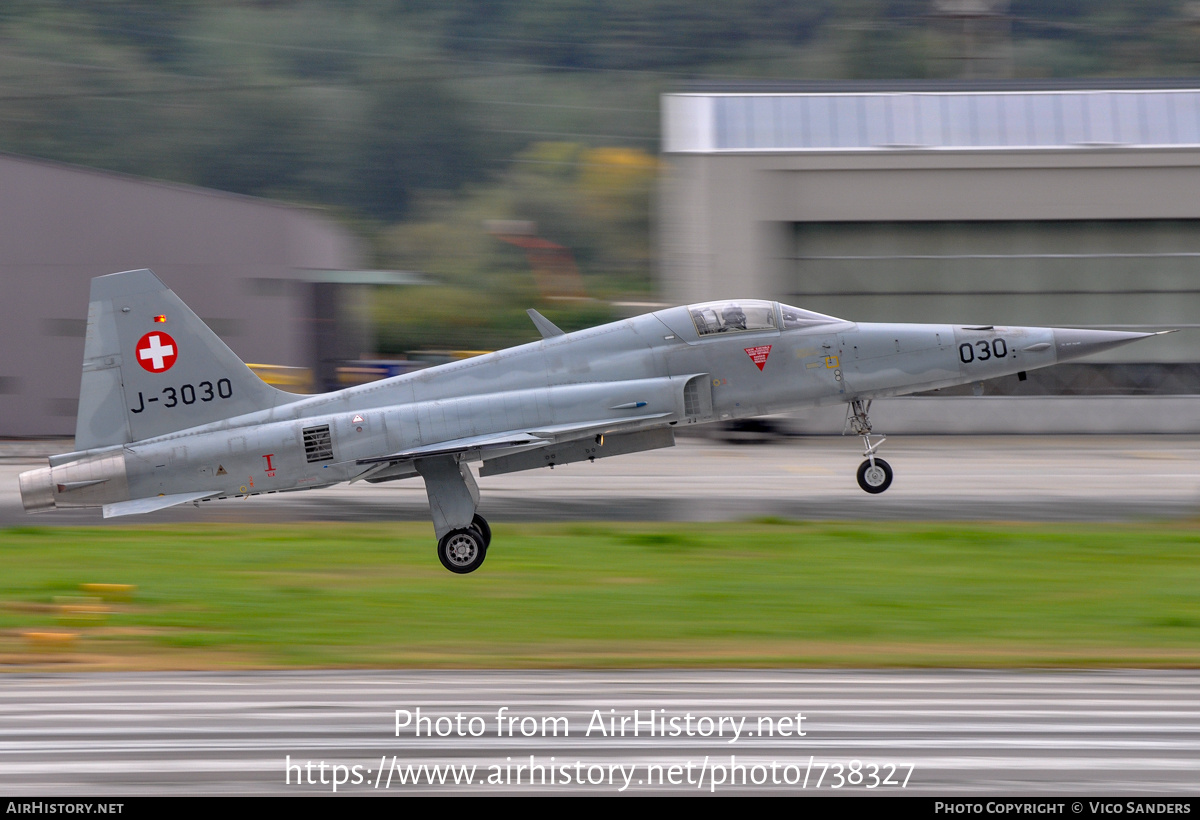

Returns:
2,440,1198,797
3,435,1199,526
1,670,1197,796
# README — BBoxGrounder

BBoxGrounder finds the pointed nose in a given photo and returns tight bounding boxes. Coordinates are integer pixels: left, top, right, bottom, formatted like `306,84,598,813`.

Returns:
1053,328,1156,362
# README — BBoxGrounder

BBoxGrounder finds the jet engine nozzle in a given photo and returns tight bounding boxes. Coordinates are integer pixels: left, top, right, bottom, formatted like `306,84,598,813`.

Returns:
18,451,130,514
18,466,55,514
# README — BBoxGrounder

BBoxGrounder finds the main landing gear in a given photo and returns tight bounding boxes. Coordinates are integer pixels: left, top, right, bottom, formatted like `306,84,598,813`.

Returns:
437,513,492,574
417,457,493,574
846,399,893,494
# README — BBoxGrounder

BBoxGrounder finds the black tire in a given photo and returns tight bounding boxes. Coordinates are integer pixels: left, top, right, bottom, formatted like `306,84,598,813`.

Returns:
438,528,487,574
469,513,492,547
856,458,893,494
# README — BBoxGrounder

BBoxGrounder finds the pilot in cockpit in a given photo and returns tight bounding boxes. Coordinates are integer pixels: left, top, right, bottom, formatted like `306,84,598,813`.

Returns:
722,304,748,331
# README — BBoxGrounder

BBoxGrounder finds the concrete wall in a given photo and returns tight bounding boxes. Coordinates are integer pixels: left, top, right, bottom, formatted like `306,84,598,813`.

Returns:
660,106,1200,430
662,147,1200,317
788,395,1200,436
0,154,362,437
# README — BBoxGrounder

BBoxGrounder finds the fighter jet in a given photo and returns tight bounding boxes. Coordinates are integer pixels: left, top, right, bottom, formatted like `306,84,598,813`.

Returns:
19,269,1165,573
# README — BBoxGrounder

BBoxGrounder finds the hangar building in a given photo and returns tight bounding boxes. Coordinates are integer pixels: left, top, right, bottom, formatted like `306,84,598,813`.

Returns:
660,80,1200,432
0,154,363,438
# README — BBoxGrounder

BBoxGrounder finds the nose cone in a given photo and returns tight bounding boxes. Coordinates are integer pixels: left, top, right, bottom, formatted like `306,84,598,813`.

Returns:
1053,328,1158,362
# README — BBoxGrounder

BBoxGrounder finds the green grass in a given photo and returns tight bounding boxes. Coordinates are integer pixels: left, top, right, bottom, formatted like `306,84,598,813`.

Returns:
0,521,1198,669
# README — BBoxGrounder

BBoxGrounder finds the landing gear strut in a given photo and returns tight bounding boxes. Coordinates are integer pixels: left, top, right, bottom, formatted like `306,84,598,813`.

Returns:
417,457,491,574
845,399,893,494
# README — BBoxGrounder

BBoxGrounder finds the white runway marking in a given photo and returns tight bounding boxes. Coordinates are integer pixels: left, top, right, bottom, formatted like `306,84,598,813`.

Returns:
0,670,1197,795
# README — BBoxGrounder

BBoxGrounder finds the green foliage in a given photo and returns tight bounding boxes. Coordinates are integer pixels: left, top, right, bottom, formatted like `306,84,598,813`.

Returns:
0,521,1197,668
371,141,654,351
2,1,1199,353
0,1,1195,227
439,0,837,70
0,3,488,220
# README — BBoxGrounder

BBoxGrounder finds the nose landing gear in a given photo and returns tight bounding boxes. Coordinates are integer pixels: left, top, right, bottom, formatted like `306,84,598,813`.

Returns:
846,399,893,494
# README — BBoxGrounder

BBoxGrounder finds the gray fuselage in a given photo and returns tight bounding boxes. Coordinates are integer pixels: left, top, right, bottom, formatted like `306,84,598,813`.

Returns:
31,303,1062,514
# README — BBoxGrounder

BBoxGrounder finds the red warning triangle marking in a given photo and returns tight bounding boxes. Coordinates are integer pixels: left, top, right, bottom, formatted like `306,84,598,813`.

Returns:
744,345,772,371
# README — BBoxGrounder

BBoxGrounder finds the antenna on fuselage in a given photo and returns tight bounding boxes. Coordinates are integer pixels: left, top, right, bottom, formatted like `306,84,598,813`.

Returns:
527,309,565,339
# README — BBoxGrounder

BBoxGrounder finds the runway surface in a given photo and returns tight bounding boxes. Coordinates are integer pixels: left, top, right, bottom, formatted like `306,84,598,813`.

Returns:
3,444,1198,797
1,670,1197,796
3,435,1200,526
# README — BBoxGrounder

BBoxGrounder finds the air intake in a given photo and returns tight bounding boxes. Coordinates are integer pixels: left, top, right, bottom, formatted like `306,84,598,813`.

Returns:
303,425,334,463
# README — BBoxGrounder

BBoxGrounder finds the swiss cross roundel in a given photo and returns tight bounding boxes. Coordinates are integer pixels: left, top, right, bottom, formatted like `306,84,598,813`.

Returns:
135,332,178,373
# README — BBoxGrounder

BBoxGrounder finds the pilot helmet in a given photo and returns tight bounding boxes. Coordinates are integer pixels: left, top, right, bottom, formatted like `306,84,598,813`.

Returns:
723,303,747,329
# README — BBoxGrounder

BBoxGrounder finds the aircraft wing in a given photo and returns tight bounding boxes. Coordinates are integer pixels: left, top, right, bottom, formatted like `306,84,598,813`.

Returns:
356,432,549,464
525,412,671,438
355,411,671,466
103,490,221,518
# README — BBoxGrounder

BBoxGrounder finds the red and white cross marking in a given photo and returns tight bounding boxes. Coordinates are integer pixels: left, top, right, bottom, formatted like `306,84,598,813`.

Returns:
135,332,178,373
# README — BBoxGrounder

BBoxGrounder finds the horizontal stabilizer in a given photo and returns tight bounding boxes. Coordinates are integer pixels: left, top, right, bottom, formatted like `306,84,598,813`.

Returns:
102,490,220,518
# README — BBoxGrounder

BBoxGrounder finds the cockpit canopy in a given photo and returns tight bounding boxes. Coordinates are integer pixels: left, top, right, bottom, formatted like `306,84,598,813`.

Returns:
780,302,844,329
687,300,843,336
688,300,775,335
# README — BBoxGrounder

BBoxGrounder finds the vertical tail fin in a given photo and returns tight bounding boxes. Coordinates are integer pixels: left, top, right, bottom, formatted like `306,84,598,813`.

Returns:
75,269,292,450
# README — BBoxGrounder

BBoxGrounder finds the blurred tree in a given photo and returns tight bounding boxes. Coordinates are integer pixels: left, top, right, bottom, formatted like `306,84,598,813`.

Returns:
355,80,489,220
0,0,1197,355
370,140,657,351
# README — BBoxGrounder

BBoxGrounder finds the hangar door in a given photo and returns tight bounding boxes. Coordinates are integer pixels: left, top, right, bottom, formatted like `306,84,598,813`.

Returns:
789,220,1199,394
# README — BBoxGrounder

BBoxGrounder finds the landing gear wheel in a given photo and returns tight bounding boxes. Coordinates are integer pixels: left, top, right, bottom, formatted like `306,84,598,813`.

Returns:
438,528,487,574
469,513,491,548
856,458,893,494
